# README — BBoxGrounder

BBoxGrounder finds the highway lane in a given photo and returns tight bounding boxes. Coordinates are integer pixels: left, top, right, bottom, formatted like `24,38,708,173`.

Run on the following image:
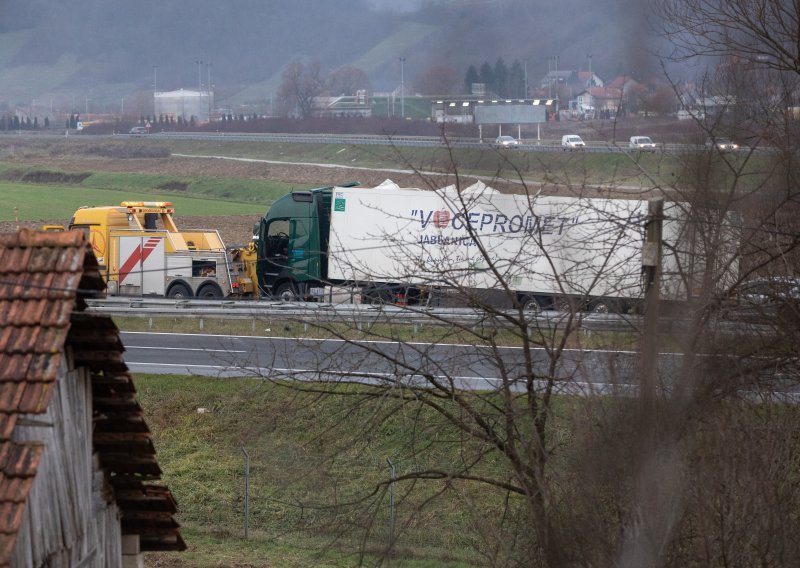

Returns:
120,331,687,396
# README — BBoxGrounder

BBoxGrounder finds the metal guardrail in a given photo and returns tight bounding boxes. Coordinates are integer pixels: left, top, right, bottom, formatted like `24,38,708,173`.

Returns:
86,296,643,332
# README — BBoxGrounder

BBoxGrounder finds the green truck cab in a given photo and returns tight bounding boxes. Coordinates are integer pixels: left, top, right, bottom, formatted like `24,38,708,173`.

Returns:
257,183,356,301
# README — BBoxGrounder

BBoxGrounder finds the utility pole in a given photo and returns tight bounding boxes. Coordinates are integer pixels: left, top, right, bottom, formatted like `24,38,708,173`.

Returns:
640,197,664,440
399,57,406,118
196,60,203,92
153,66,158,94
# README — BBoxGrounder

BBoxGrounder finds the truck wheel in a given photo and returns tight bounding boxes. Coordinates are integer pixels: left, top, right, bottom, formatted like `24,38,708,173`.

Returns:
590,299,615,314
520,296,541,314
167,283,191,299
197,284,223,299
274,281,298,302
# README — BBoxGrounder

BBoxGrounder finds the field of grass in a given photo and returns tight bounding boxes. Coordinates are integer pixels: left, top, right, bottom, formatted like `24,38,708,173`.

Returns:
163,138,675,189
0,182,268,222
2,136,772,197
137,374,519,567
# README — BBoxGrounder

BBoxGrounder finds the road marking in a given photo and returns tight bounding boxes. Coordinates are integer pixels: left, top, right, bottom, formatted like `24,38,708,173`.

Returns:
126,346,249,353
119,331,641,354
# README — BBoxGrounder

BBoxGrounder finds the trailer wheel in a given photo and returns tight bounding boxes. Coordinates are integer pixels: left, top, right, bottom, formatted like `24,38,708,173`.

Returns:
519,295,541,314
197,283,223,299
274,281,299,302
590,299,617,314
167,283,192,299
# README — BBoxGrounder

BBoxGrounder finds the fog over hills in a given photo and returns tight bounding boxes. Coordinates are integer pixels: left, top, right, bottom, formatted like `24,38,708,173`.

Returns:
0,0,659,112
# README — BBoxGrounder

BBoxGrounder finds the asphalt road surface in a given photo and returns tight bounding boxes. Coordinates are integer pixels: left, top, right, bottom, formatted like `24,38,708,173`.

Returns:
120,331,690,396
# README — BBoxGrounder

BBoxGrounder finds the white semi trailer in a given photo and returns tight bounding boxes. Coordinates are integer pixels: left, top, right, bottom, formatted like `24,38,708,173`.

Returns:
253,180,736,312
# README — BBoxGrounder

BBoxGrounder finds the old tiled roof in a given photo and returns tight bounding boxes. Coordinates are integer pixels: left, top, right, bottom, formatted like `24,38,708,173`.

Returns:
0,229,185,562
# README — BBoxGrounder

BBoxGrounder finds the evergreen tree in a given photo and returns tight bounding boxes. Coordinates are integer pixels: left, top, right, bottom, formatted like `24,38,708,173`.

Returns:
493,57,509,98
190,116,196,127
509,60,525,98
464,65,480,94
33,117,38,129
13,116,20,129
479,61,494,94
44,117,49,128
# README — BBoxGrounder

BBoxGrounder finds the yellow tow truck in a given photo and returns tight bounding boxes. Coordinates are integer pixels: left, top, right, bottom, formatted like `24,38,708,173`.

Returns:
67,201,236,298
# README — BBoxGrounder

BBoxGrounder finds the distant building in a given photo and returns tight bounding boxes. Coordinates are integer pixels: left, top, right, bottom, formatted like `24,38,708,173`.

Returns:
432,98,554,124
312,91,371,118
155,89,213,123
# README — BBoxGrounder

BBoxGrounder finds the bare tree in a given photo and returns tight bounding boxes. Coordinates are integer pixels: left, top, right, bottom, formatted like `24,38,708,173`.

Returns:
226,7,800,560
327,65,371,96
277,59,325,119
413,64,459,96
656,0,800,74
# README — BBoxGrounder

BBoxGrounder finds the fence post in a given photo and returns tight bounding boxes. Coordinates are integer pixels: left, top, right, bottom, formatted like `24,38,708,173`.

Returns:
387,458,396,549
241,447,250,539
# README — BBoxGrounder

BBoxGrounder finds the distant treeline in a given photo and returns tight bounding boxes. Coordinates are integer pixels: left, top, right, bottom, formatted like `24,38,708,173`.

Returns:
1,115,49,130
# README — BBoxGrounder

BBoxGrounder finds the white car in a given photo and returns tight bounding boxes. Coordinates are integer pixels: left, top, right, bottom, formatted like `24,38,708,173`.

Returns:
629,136,658,152
706,137,739,152
494,135,519,149
561,134,585,150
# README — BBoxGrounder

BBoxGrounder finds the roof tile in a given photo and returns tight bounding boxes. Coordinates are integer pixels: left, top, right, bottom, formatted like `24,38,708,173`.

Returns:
2,443,43,478
0,382,28,414
18,383,55,415
0,354,32,382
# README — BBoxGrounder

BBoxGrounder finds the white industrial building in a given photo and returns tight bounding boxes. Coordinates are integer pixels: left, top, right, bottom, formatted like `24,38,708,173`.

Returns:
154,89,213,123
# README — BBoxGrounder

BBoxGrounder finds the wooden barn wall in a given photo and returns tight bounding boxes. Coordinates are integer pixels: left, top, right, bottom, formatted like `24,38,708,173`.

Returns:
10,353,123,567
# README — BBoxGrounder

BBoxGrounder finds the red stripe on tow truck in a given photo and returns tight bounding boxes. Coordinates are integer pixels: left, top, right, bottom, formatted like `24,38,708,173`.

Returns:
119,238,162,283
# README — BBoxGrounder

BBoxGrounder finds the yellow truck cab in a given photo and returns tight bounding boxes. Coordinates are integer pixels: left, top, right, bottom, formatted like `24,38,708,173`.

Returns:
69,201,234,298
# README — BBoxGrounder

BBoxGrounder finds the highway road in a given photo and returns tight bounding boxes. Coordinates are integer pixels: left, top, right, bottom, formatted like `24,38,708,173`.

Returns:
120,330,688,396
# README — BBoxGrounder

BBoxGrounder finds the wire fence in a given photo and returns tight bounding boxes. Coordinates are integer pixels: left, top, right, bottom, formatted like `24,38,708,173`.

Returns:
165,447,490,561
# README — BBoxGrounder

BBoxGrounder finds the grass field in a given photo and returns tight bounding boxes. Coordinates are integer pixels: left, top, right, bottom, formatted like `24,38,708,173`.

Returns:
136,374,522,567
0,136,771,198
0,182,268,221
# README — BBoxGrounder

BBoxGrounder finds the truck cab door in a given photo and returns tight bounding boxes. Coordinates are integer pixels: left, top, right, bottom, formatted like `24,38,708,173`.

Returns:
261,218,290,288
